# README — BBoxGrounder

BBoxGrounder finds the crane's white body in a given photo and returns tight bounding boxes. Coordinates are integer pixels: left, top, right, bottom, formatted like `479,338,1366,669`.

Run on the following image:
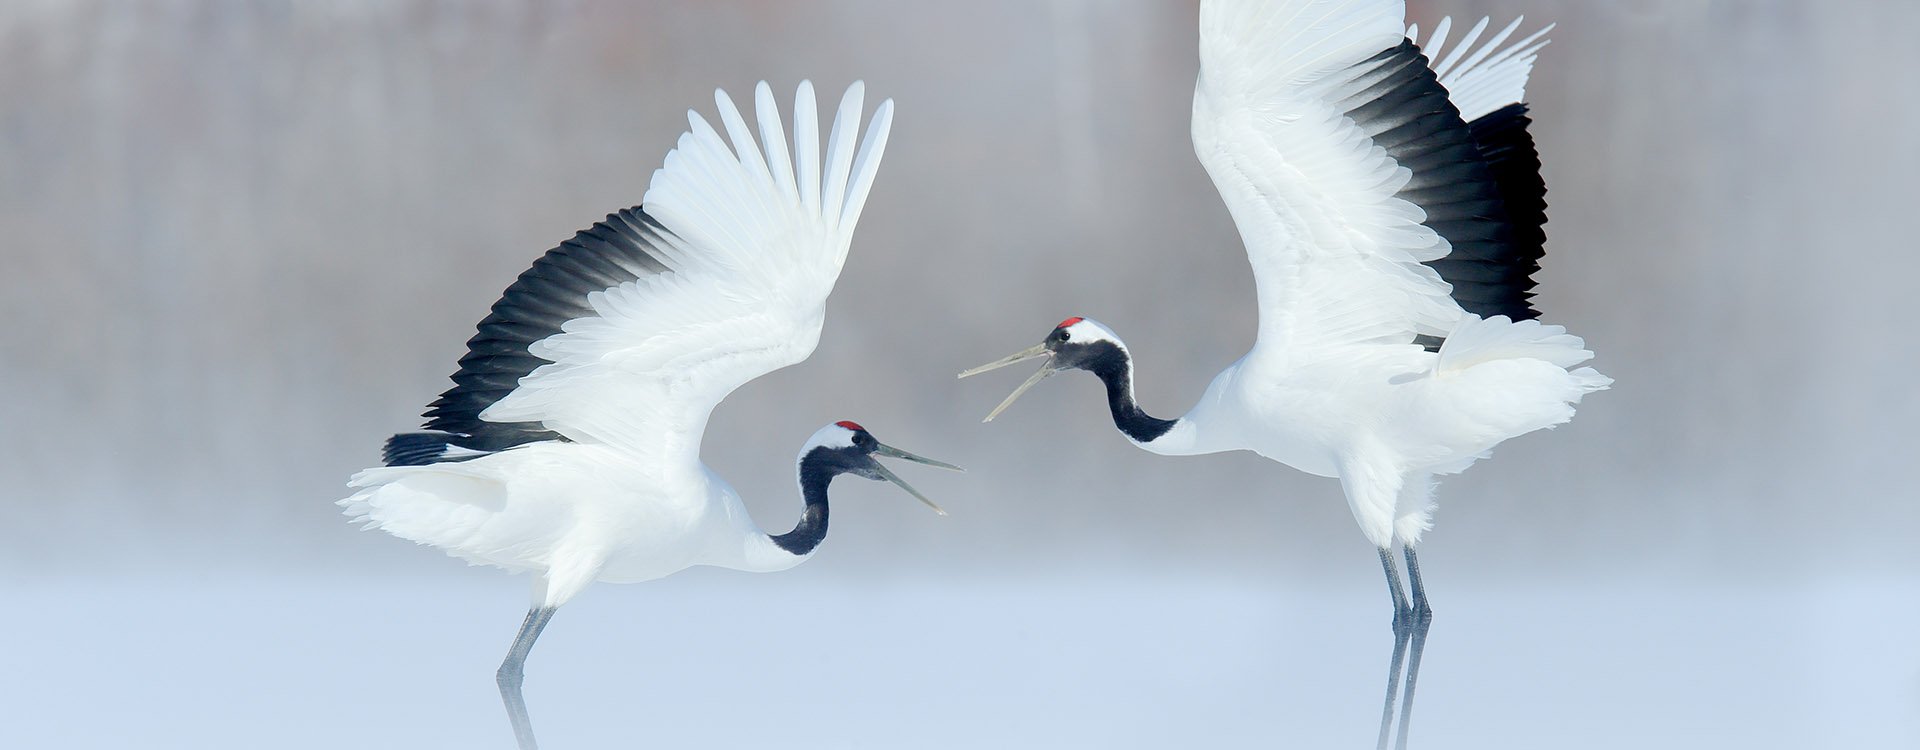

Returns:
1135,0,1608,548
345,443,801,596
342,81,894,609
1146,316,1606,545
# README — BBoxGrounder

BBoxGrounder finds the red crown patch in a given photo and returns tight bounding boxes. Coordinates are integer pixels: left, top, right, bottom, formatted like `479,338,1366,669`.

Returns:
834,420,866,432
1056,316,1085,329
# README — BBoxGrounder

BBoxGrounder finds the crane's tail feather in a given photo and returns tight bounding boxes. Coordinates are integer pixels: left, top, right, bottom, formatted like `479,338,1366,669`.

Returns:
1417,314,1609,464
340,468,539,574
1434,314,1601,375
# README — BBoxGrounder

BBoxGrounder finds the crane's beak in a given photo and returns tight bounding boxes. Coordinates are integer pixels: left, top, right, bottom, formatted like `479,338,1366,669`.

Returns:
957,343,1049,379
871,442,962,516
957,344,1056,423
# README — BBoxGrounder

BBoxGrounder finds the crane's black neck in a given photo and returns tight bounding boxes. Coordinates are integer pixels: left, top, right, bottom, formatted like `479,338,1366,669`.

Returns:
1082,343,1178,444
769,457,835,556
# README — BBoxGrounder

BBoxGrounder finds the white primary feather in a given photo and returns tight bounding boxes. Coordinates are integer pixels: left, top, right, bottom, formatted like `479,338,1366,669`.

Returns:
1411,16,1553,122
481,82,894,462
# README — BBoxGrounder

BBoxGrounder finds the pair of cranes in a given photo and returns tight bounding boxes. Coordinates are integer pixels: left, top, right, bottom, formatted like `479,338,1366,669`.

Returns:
342,1,1606,748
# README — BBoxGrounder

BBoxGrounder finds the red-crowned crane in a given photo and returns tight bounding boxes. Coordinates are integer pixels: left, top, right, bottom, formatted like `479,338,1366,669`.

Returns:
342,81,957,750
959,4,1605,748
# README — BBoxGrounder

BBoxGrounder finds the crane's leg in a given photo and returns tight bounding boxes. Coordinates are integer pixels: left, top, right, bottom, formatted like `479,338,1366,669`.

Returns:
498,605,558,750
1393,546,1435,750
1376,547,1413,750
1403,545,1432,625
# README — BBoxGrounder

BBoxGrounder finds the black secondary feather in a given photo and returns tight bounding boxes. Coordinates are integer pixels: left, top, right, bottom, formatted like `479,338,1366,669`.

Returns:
382,432,490,467
1338,39,1549,344
419,206,681,452
1456,102,1547,318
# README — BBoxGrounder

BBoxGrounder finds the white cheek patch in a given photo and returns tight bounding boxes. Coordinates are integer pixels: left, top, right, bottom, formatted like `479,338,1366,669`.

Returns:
802,423,859,452
1063,318,1123,347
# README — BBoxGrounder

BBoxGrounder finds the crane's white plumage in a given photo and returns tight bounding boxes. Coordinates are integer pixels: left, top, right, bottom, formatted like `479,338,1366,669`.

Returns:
341,80,953,750
967,0,1605,554
1177,0,1606,547
1194,0,1451,355
485,82,891,459
958,4,1598,745
343,81,898,609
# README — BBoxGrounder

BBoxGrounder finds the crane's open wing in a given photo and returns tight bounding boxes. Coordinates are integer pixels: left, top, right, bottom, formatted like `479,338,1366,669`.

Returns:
1192,0,1551,359
410,81,893,461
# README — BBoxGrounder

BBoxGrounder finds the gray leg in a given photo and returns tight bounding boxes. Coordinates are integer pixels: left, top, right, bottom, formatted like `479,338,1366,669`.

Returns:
1380,546,1412,621
1403,546,1433,623
1375,547,1413,750
498,606,558,750
1394,547,1435,750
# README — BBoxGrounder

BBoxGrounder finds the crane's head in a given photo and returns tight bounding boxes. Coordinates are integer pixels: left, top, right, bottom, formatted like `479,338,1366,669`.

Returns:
957,316,1127,422
800,421,961,515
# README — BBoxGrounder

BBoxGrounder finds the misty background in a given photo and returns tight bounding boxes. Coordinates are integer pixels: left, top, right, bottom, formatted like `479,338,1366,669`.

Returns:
1,1,1913,748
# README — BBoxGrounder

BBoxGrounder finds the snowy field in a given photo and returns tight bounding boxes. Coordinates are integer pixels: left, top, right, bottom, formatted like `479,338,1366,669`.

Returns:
9,570,1913,750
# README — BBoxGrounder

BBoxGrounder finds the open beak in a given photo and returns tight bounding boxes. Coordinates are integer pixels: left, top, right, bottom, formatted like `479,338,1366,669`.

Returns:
871,442,963,516
957,343,1055,423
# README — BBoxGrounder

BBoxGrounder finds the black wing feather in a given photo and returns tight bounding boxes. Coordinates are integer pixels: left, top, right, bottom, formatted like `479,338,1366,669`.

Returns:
381,432,487,467
1458,101,1547,317
1338,40,1549,349
419,206,677,452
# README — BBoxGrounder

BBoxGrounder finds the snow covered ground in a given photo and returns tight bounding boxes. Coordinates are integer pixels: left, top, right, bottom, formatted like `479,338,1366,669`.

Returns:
8,570,1912,749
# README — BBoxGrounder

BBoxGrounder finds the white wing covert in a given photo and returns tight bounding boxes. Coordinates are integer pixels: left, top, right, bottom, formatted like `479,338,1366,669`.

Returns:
1193,0,1552,362
425,81,893,462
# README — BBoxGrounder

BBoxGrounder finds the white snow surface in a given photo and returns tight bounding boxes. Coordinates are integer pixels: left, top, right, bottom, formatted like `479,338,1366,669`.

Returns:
6,571,1912,749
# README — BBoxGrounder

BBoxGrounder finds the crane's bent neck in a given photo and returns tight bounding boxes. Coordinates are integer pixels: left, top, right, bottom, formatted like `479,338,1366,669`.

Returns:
1084,344,1183,448
768,459,833,556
